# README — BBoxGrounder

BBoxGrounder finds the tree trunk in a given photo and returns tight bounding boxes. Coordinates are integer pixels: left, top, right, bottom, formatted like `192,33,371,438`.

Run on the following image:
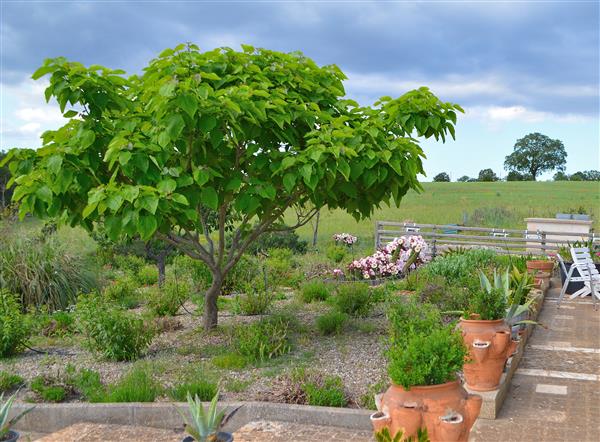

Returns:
157,251,166,287
312,210,320,247
204,274,223,330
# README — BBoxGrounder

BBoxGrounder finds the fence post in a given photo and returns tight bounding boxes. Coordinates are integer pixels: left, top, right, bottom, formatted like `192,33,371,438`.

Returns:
432,225,437,258
540,230,546,255
374,221,380,251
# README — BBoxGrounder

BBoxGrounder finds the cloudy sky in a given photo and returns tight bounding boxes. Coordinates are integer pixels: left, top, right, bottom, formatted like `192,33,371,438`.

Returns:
1,0,598,180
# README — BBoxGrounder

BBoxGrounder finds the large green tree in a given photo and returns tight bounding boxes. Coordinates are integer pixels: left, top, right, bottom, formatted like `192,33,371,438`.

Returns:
504,132,567,180
2,44,462,329
0,151,13,208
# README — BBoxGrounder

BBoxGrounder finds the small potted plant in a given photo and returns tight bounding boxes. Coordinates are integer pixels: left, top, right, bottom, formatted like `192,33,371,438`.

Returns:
179,392,239,442
525,256,554,275
458,270,518,391
1,392,35,442
372,300,481,441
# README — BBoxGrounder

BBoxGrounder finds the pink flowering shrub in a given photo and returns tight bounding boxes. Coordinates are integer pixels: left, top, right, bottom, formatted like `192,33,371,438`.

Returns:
332,233,358,246
347,236,428,280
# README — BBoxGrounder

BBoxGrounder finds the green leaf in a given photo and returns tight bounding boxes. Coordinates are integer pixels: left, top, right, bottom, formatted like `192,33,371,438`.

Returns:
104,216,122,240
225,177,242,192
47,155,63,174
157,178,177,194
118,151,132,166
82,202,98,219
80,130,95,148
198,115,217,132
138,195,159,214
200,187,218,210
193,168,210,186
157,131,170,148
31,65,55,80
159,82,176,97
166,114,185,139
177,94,198,118
171,193,189,205
283,173,296,193
138,215,158,240
122,186,140,202
105,193,124,212
63,110,78,118
35,185,52,203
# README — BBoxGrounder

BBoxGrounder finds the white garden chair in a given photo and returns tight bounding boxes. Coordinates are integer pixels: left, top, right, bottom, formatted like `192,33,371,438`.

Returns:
556,247,600,310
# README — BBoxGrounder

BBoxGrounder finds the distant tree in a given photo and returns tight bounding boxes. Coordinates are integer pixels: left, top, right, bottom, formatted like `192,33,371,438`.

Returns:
506,171,532,181
504,132,567,181
553,171,570,181
457,175,470,182
0,151,13,208
433,172,450,182
581,170,600,181
477,168,499,182
467,177,478,182
569,172,585,181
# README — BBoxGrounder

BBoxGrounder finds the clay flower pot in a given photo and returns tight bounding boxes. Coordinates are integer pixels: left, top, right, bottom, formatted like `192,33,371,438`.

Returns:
458,316,518,391
526,260,554,275
370,380,481,442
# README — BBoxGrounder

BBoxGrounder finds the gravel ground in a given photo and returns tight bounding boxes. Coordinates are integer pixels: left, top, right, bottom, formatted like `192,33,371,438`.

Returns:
1,292,390,408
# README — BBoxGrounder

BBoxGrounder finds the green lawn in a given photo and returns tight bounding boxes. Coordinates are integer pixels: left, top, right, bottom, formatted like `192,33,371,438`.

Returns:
288,181,600,246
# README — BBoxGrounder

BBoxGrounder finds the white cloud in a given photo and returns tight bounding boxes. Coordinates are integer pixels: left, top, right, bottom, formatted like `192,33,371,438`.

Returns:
465,105,592,125
0,78,65,149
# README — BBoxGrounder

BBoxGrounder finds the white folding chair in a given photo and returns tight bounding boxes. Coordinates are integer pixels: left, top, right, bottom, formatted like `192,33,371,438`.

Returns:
556,247,600,310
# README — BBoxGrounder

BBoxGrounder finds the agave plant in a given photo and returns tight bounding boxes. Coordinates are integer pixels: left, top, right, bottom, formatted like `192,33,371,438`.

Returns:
179,391,239,442
0,391,35,439
478,268,539,327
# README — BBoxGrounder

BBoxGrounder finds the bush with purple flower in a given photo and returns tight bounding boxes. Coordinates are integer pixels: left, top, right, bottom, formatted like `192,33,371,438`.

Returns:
332,233,358,246
347,235,428,280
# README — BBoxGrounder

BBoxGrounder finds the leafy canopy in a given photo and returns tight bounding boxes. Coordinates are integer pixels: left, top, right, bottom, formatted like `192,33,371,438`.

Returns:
3,43,462,267
504,132,567,180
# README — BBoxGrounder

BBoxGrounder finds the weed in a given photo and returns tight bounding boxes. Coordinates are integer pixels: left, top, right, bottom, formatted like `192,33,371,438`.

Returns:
106,366,162,402
0,371,24,392
316,311,348,336
299,281,330,303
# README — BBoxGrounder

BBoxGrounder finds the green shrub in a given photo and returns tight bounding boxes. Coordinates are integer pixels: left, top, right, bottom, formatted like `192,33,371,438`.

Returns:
300,281,330,303
232,315,293,362
30,376,68,402
68,367,106,402
212,352,249,370
113,254,146,273
172,255,213,291
0,289,30,357
265,248,296,287
231,284,273,316
146,279,191,316
416,278,470,313
106,366,161,402
331,283,373,317
303,375,347,407
467,287,507,320
424,249,498,285
0,237,97,310
387,298,442,344
76,293,154,361
137,265,158,286
387,326,467,389
223,254,260,295
169,378,218,401
316,311,347,336
246,229,308,255
0,371,24,392
37,309,76,337
103,277,140,309
326,245,347,263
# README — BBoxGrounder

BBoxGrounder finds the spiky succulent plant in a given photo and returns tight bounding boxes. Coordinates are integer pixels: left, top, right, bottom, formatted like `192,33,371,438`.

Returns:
0,391,34,438
179,391,238,442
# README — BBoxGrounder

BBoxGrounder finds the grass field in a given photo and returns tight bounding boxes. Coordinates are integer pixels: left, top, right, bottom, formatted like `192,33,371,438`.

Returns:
288,181,600,246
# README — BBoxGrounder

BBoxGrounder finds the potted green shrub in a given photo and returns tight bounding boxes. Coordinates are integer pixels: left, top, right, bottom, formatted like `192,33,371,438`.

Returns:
458,270,518,391
371,300,481,441
1,392,35,442
179,392,239,442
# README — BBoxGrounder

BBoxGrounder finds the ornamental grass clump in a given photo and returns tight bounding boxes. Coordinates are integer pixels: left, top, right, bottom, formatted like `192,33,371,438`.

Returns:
331,282,373,317
300,280,330,303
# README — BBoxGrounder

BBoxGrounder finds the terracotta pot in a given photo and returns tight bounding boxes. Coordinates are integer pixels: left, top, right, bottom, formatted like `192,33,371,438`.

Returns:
371,380,481,442
458,317,518,391
526,260,554,274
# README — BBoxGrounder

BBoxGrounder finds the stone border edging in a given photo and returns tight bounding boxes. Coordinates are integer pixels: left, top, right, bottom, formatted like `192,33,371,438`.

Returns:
13,400,374,434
